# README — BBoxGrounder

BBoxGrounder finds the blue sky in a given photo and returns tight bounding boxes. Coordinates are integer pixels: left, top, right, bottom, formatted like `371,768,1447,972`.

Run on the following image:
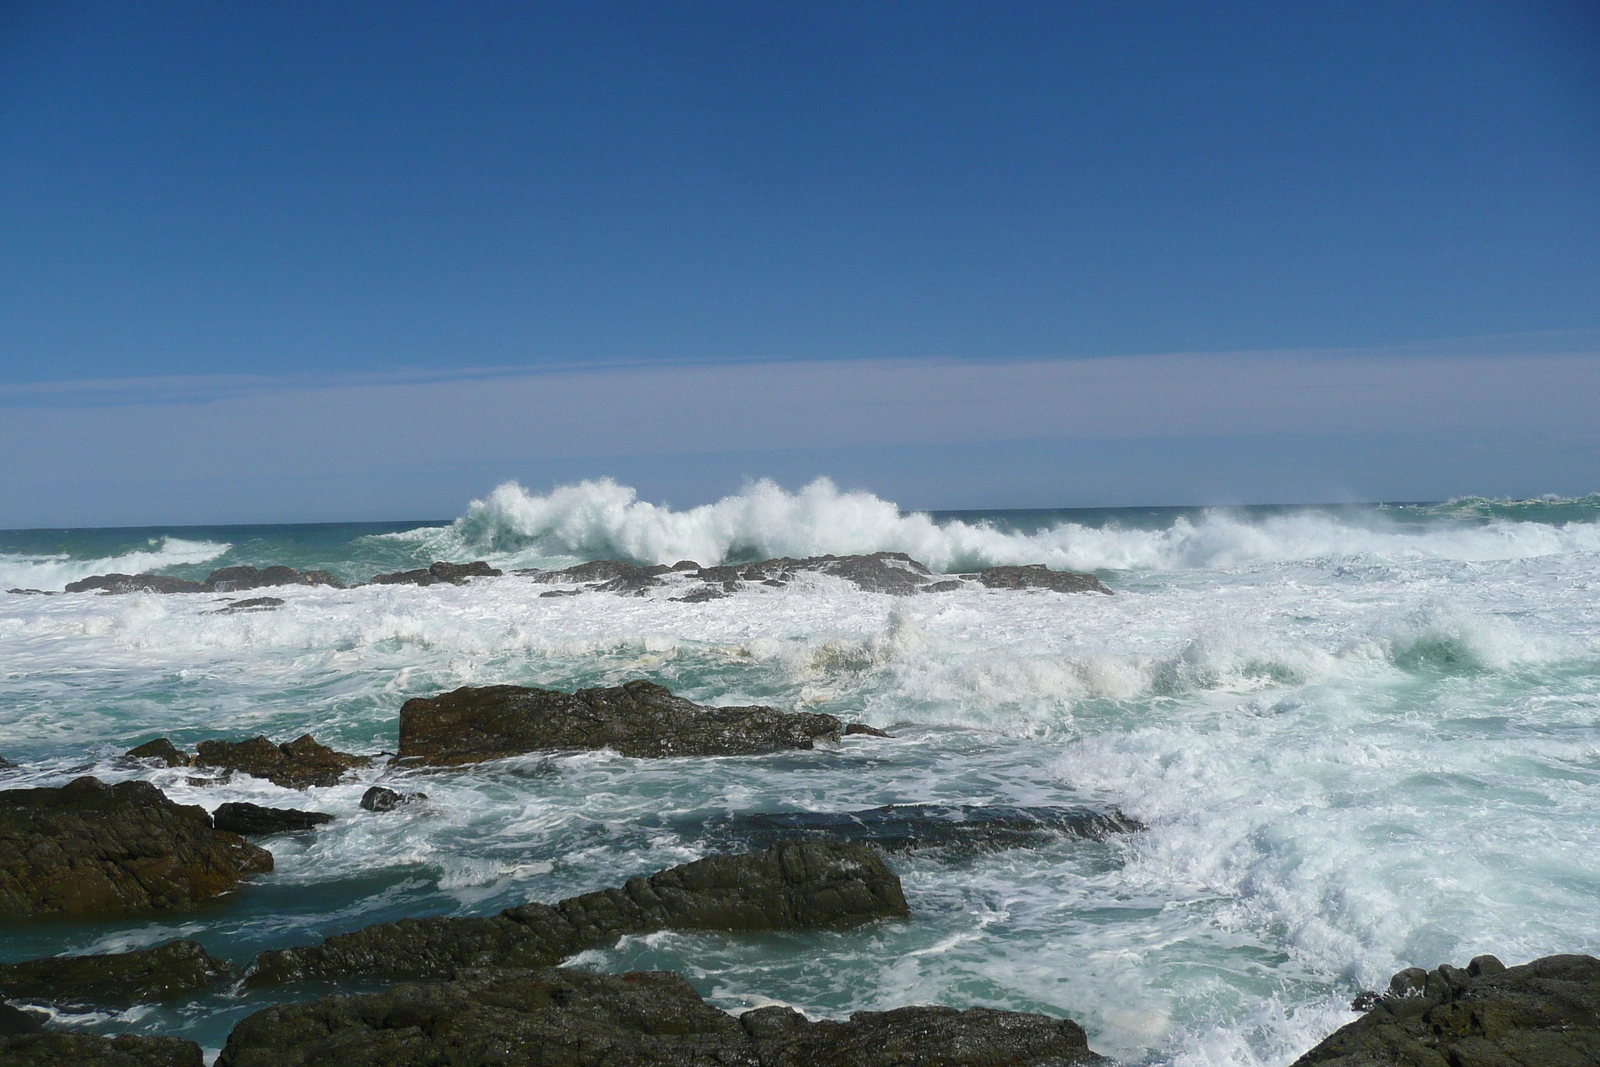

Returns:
2,1,1597,524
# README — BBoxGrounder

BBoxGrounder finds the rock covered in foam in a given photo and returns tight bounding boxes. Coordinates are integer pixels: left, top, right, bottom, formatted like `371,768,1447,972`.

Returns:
972,564,1114,594
247,840,908,984
1294,953,1600,1066
365,560,502,586
395,678,843,766
358,786,426,812
0,940,233,1004
0,777,272,920
218,965,1102,1067
0,1032,205,1066
708,803,1143,855
65,565,343,595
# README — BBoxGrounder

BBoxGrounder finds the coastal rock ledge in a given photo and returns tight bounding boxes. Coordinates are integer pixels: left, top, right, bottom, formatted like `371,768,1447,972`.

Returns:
219,966,1103,1067
1294,953,1600,1067
396,679,844,765
0,777,272,920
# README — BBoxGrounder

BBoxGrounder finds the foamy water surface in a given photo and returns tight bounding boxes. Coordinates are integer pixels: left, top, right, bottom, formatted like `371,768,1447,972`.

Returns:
1,480,1597,1065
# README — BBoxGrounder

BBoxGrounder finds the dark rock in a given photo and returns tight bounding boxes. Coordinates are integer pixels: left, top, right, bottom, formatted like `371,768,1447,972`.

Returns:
214,802,335,836
218,965,1102,1067
125,739,192,767
0,756,11,770
247,840,907,985
0,940,232,1003
844,723,891,737
206,566,344,591
64,573,209,594
708,803,1144,855
670,560,700,571
693,553,933,596
976,565,1113,595
0,1006,42,1037
194,734,371,788
537,587,584,597
4,589,54,596
669,585,725,603
922,579,965,593
0,1032,205,1066
0,776,272,920
359,787,426,812
368,561,501,587
530,560,668,595
395,679,841,766
1293,953,1600,1067
213,596,285,613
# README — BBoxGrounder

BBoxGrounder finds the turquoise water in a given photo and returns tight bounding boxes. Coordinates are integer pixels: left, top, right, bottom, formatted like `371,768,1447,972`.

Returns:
2,480,1598,1065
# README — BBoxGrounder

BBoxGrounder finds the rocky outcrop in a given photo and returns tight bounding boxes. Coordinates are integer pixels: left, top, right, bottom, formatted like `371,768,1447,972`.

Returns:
1294,953,1600,1067
213,802,334,836
125,739,191,766
0,777,272,920
0,1032,204,1067
971,565,1112,595
194,734,370,788
247,841,908,985
65,565,342,595
0,1007,41,1037
212,596,284,613
709,803,1143,855
0,940,232,1003
218,965,1102,1067
366,561,502,586
359,786,426,812
396,679,842,766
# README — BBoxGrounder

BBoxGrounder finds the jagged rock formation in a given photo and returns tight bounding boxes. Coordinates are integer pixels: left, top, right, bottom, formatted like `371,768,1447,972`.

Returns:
218,965,1103,1067
0,777,272,920
707,803,1144,855
969,564,1113,595
65,565,343,595
0,1032,204,1067
247,841,908,985
193,734,370,788
212,802,335,835
0,940,232,1003
366,561,502,586
396,679,843,766
1294,953,1600,1066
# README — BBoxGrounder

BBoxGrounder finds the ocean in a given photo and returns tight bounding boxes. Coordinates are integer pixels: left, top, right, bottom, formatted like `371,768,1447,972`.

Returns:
2,478,1598,1065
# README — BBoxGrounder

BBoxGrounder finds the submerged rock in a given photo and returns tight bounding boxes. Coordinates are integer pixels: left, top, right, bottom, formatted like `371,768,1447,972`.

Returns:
0,1032,205,1067
709,803,1143,855
0,777,272,920
358,786,426,812
366,560,502,587
213,802,334,836
247,840,908,984
396,679,842,766
1293,953,1600,1067
194,734,370,788
218,965,1103,1067
212,596,285,613
0,940,232,1003
973,565,1113,595
124,739,192,767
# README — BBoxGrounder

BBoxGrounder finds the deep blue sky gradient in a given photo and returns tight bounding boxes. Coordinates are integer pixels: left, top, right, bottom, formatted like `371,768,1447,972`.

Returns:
1,2,1597,522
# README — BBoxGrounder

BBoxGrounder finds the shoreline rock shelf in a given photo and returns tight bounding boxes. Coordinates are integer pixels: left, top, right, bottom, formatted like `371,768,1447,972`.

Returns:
396,679,846,765
0,940,232,1004
247,840,908,985
0,777,272,920
126,735,370,788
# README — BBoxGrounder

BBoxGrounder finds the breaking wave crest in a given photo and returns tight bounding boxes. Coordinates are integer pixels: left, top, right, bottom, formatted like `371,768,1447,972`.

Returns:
400,478,1600,573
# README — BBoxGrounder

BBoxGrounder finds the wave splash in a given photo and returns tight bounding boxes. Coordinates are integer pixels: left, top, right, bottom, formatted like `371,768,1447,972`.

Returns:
0,537,231,592
405,478,1600,573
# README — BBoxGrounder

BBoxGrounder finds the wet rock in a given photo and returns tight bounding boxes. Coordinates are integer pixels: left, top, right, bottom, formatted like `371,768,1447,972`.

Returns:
669,585,725,603
974,565,1113,595
0,776,272,920
0,1006,42,1037
247,840,907,984
367,561,502,586
194,734,370,788
922,579,965,593
212,596,284,613
4,589,54,596
213,802,335,836
0,1032,205,1067
708,803,1144,855
694,553,933,596
1293,953,1600,1067
218,965,1102,1067
844,723,891,737
125,738,192,767
205,566,344,591
0,756,11,770
396,679,841,766
359,786,426,812
0,940,232,1003
64,573,209,594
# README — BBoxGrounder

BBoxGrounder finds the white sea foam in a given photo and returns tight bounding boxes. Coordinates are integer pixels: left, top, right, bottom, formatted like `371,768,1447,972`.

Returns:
382,479,1600,574
0,537,229,592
